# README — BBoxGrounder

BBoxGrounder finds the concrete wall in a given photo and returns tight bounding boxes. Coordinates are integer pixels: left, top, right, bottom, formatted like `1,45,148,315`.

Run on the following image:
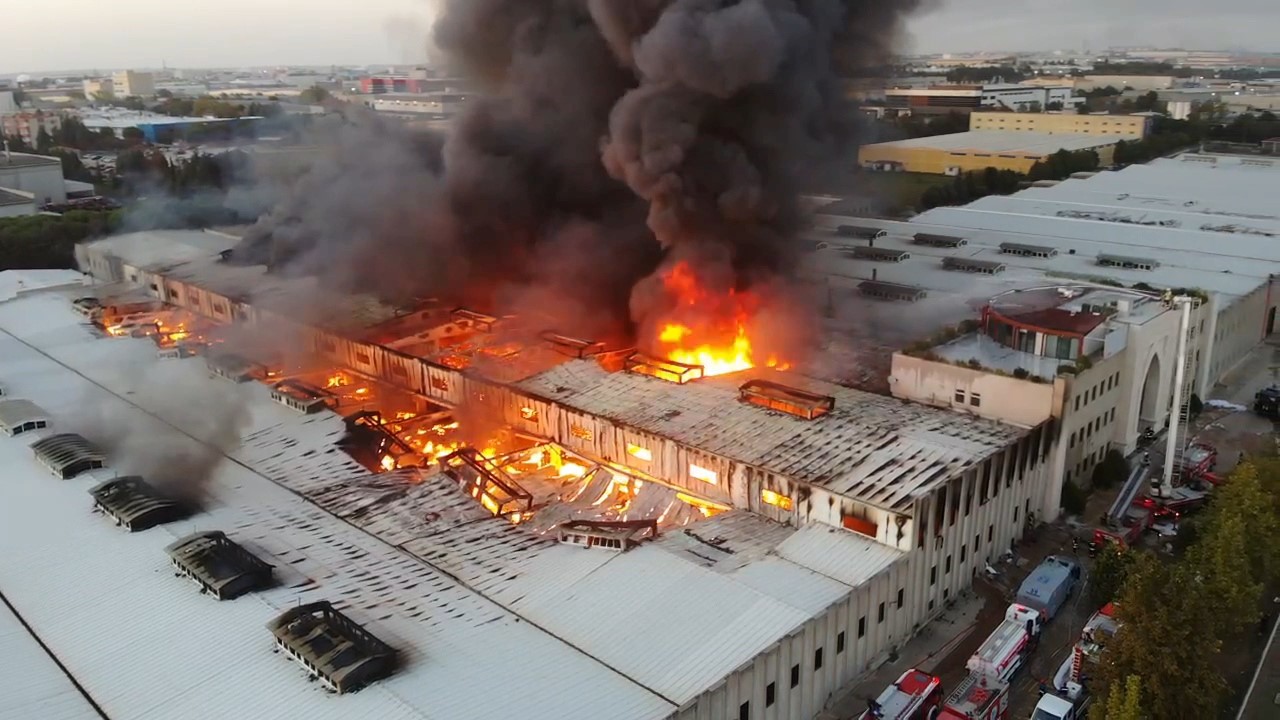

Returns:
677,434,1054,720
0,158,65,204
889,353,1061,428
969,112,1148,139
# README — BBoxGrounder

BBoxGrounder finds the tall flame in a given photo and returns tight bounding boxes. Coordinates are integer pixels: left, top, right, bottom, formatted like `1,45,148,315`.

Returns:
652,261,782,377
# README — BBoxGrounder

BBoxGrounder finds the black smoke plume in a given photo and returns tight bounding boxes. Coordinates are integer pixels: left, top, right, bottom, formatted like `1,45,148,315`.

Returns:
233,0,924,350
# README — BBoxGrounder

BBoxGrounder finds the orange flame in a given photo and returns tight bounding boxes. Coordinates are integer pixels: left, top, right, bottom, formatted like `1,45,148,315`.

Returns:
652,261,784,377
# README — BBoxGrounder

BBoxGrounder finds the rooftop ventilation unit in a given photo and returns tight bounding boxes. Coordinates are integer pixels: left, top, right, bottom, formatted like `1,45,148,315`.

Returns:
32,433,106,479
206,352,262,383
441,448,533,518
942,256,1007,275
912,233,968,248
167,531,274,600
451,308,499,333
0,398,50,437
89,476,188,531
739,379,835,420
1097,253,1159,271
999,242,1058,258
558,519,659,552
858,280,928,302
270,380,337,415
266,601,399,694
835,224,884,240
540,331,606,359
847,246,911,263
624,352,705,384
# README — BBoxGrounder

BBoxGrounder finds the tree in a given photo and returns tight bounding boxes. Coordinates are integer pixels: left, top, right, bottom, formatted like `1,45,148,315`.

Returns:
1089,543,1133,607
156,89,174,99
35,128,53,154
1095,675,1144,720
298,85,331,105
1091,449,1129,490
1060,480,1088,516
1134,91,1159,113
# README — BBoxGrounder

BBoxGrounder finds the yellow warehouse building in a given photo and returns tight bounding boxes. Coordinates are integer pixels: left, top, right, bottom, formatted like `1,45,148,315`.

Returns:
969,111,1150,139
858,130,1123,175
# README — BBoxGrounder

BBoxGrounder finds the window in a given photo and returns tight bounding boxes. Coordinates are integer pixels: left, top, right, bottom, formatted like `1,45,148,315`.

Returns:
570,424,593,441
954,389,965,403
1069,432,1075,449
858,616,866,638
740,701,750,720
814,648,824,670
837,631,846,653
766,682,776,707
430,376,450,392
988,525,994,542
762,489,794,511
626,443,652,462
1014,506,1019,522
1074,396,1080,411
1110,408,1116,422
689,464,718,484
519,407,539,421
878,602,885,623
969,392,981,407
897,588,904,608
355,351,372,365
791,664,800,688
945,555,952,574
960,544,967,562
930,565,937,585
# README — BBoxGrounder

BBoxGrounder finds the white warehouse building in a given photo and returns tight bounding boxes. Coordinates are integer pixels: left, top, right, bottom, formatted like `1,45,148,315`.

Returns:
805,152,1280,506
0,227,1059,720
0,152,67,205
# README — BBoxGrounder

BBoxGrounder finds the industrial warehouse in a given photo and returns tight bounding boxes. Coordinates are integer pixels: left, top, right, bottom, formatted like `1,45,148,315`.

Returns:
0,150,1277,720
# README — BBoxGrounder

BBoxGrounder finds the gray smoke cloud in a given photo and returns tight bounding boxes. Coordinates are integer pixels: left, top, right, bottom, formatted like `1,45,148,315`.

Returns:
233,0,924,350
69,359,251,509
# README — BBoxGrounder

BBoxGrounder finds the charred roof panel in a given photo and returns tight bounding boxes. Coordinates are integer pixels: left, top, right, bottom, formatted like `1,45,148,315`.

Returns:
89,476,188,531
846,246,911,263
166,531,274,600
31,433,105,479
266,601,398,694
0,398,51,436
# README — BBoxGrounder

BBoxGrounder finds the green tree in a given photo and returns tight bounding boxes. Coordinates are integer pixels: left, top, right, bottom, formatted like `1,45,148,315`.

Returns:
1091,449,1130,490
1095,554,1228,720
298,85,331,105
1134,91,1160,112
1094,674,1144,720
1089,544,1133,607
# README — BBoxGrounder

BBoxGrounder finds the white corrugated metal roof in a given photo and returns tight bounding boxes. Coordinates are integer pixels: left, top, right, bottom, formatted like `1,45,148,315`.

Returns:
0,599,101,720
519,360,1022,511
0,269,88,303
0,289,915,714
0,293,676,720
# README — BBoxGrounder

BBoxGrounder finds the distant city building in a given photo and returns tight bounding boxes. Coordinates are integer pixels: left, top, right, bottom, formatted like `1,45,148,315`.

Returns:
111,71,156,98
0,90,17,114
1,112,63,146
77,108,262,143
83,78,114,99
858,130,1122,175
359,68,463,95
1074,75,1175,92
0,152,67,205
154,82,211,97
362,92,470,118
885,83,1077,116
969,111,1150,140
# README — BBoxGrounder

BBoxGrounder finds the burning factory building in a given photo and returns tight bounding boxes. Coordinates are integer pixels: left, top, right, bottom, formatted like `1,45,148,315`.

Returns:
63,228,1059,719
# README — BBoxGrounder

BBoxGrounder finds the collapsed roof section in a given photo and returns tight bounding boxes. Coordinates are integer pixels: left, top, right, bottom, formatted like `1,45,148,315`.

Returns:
558,519,658,552
266,601,398,694
31,433,105,479
0,398,50,437
89,476,188,531
166,531,274,600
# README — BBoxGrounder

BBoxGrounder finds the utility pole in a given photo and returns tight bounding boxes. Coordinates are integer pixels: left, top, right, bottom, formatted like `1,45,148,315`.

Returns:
1160,296,1194,497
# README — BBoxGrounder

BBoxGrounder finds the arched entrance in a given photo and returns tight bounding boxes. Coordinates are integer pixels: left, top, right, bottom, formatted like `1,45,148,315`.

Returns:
1139,353,1162,427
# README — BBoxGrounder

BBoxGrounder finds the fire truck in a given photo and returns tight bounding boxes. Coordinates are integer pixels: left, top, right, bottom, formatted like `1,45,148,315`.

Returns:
937,672,1009,720
965,604,1043,682
858,668,944,720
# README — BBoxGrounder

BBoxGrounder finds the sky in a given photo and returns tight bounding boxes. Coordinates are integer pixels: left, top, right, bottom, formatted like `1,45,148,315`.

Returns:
2,0,1278,74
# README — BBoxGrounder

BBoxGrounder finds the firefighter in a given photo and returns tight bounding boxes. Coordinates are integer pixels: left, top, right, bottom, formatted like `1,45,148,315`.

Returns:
1072,536,1080,555
1088,539,1100,558
1142,451,1151,466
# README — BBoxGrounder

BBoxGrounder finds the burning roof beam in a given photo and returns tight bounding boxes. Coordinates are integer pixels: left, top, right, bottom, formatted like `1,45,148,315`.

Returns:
451,308,500,333
739,379,835,420
271,380,338,414
624,352,705,384
441,448,533,518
